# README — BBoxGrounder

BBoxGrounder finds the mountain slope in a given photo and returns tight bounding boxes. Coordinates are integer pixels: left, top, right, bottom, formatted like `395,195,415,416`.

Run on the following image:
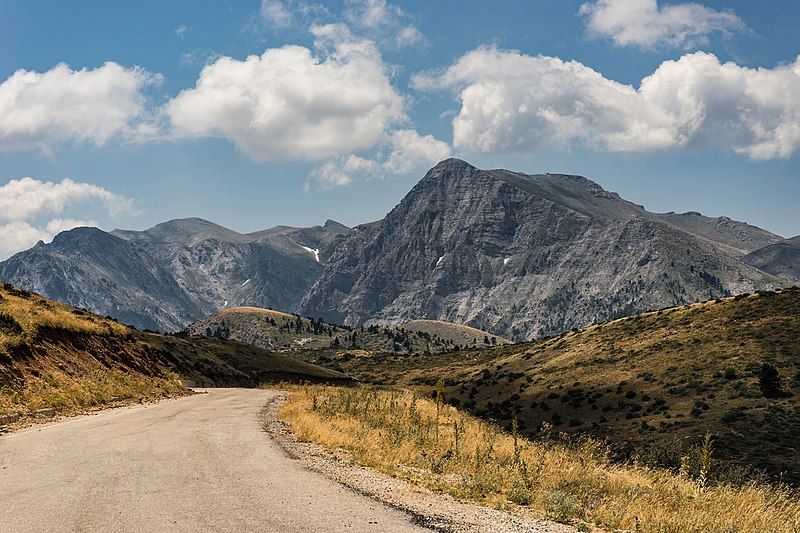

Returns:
0,218,349,331
742,236,800,282
300,159,784,340
322,288,800,484
0,282,350,420
0,228,202,331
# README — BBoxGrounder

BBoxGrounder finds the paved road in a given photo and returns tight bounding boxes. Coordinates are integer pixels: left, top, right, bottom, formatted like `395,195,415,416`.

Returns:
0,389,430,532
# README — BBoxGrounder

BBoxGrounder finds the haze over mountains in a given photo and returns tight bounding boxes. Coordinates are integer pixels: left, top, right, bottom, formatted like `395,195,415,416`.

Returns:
0,159,793,339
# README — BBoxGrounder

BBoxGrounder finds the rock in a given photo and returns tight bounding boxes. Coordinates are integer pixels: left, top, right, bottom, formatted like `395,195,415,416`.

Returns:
0,413,20,425
29,408,55,418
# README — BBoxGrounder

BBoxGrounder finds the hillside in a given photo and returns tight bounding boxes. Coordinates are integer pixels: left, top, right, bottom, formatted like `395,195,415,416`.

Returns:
184,306,500,354
0,283,350,422
300,159,785,340
316,287,800,483
401,319,512,346
743,236,800,282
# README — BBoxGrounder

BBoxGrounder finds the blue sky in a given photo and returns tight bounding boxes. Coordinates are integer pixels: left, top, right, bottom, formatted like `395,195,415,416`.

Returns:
0,0,798,259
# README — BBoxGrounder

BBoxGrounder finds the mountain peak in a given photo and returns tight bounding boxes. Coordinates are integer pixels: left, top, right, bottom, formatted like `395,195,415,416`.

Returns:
116,217,250,245
51,226,115,247
323,219,349,231
431,157,476,171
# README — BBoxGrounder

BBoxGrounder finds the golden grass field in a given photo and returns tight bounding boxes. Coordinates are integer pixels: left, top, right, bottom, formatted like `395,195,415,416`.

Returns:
310,288,800,484
281,385,800,532
0,282,128,353
0,283,186,419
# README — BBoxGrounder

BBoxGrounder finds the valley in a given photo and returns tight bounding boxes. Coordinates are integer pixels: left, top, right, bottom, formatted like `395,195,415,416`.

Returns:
0,160,797,532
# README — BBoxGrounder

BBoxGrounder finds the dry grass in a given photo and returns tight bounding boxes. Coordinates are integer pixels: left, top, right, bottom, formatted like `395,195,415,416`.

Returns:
280,385,800,532
317,288,800,483
0,283,183,420
0,283,127,353
0,369,185,417
401,319,512,346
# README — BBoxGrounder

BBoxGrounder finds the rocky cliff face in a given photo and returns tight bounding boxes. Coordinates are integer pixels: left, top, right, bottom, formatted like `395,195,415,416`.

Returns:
0,219,349,331
299,159,784,340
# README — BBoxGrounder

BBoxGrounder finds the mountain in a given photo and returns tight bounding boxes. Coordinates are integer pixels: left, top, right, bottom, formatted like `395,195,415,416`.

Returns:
742,236,800,282
299,159,785,340
401,319,512,346
183,306,504,353
0,227,202,331
319,288,800,484
0,160,788,339
0,218,349,331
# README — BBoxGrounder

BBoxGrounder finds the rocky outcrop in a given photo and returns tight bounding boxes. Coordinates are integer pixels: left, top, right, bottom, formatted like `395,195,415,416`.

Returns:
299,159,784,340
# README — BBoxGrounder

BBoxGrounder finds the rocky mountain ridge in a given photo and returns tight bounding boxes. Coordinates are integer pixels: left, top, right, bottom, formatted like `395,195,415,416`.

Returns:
298,159,787,339
0,159,792,339
0,218,349,331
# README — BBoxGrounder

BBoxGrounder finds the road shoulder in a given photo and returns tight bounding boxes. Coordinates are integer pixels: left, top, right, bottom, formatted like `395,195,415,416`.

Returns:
262,391,574,533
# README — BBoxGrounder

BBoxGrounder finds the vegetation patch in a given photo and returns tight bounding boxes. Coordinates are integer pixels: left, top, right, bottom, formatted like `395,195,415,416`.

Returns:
280,385,799,532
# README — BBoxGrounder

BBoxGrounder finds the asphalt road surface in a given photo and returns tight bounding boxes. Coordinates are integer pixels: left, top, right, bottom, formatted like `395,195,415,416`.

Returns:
0,389,430,532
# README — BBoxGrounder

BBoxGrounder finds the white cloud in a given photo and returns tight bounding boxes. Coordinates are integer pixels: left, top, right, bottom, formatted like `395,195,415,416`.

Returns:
310,154,382,189
578,0,746,49
260,0,293,28
0,177,138,222
0,177,136,260
413,47,800,160
0,222,50,260
45,218,98,235
346,0,402,28
0,62,161,154
308,129,451,189
396,25,426,48
0,219,100,261
175,25,188,37
344,0,427,48
166,31,405,161
383,129,451,174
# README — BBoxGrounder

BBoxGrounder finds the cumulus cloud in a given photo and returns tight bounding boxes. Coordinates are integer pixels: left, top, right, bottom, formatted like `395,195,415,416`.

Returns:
45,218,99,235
0,177,138,221
0,177,137,259
578,0,746,49
346,0,402,28
344,0,427,48
309,154,382,189
166,30,405,161
0,62,161,154
0,219,99,261
0,222,51,260
383,129,451,174
412,47,800,160
308,129,451,189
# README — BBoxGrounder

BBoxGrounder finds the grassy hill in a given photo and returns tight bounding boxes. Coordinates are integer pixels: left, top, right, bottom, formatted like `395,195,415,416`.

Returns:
312,288,800,483
401,319,512,347
186,306,504,354
0,283,350,423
